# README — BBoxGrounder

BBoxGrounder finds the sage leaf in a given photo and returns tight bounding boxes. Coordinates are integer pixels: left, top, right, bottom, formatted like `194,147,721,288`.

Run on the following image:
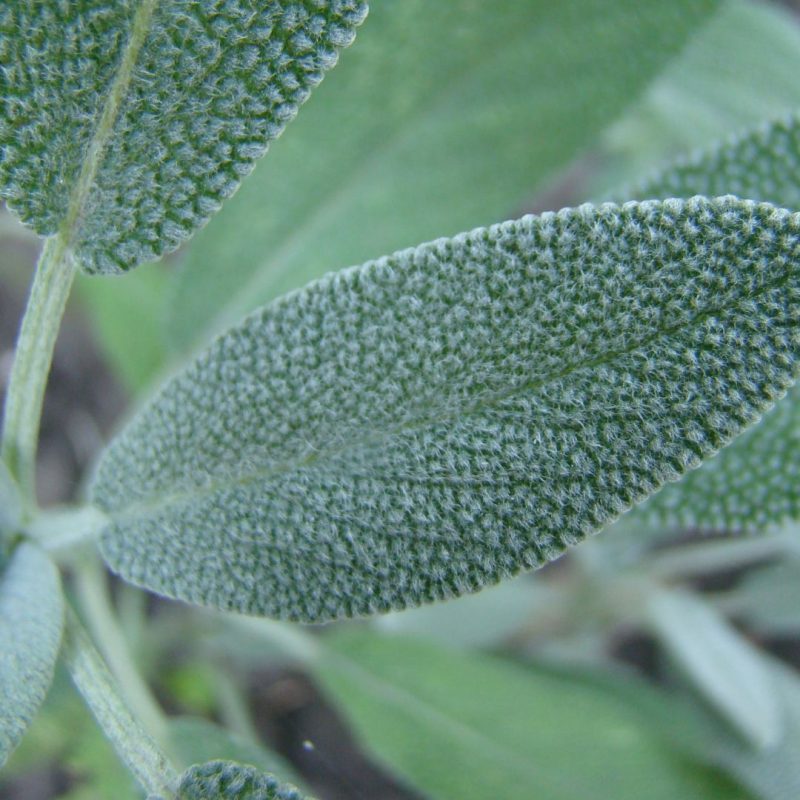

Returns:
647,589,782,750
313,631,741,800
0,543,63,767
177,760,309,800
0,0,367,274
167,0,721,352
92,197,800,621
622,114,800,534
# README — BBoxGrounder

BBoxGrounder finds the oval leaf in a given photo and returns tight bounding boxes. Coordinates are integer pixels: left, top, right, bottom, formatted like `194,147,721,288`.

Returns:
92,197,800,621
0,543,63,767
0,0,367,274
177,760,309,800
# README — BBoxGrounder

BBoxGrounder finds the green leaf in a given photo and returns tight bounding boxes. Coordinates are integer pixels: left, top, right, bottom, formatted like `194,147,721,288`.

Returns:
0,543,64,767
92,197,800,622
647,589,781,750
167,0,721,352
313,631,742,800
595,0,800,193
76,262,170,393
0,0,367,274
169,717,305,791
619,115,800,534
177,760,309,800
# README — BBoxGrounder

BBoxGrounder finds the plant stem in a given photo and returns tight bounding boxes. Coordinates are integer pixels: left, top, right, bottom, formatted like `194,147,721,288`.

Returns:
75,555,169,746
63,604,180,799
1,234,76,503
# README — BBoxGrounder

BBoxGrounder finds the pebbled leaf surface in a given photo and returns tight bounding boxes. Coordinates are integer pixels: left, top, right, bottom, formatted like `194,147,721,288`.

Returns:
624,114,800,533
177,760,309,800
0,0,366,274
0,543,64,767
92,197,800,621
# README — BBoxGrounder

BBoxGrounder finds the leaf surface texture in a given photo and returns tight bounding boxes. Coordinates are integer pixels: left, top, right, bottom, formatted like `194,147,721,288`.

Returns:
0,0,366,273
177,760,308,800
624,114,800,533
91,198,800,620
0,543,63,767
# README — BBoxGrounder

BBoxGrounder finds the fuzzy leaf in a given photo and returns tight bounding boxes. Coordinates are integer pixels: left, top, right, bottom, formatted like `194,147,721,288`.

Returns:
166,0,721,352
177,760,309,800
91,197,800,621
313,631,742,800
0,543,64,767
0,0,366,274
621,114,800,534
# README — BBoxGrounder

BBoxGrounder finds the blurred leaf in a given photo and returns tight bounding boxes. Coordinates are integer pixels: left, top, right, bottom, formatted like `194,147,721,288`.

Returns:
720,557,800,635
0,0,366,274
647,588,782,749
169,717,305,790
177,759,309,800
76,263,170,393
375,577,549,649
0,543,63,767
314,631,743,800
91,198,800,621
595,0,800,192
167,0,721,352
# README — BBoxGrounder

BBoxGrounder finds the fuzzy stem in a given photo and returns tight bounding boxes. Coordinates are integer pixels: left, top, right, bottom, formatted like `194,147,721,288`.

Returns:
62,604,180,799
1,235,76,504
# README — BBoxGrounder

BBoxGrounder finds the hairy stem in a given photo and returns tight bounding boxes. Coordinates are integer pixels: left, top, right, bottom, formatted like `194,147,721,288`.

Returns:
63,604,180,799
1,234,76,504
75,555,169,745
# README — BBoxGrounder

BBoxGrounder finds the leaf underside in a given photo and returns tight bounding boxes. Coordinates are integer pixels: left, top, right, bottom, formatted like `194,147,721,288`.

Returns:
177,760,308,800
0,0,366,274
0,543,63,767
92,197,800,622
624,113,800,533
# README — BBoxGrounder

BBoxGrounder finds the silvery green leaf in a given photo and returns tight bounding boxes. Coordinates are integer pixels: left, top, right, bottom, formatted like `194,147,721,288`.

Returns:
177,760,310,800
91,197,800,622
0,0,367,274
619,114,800,534
166,0,721,352
0,543,63,767
647,589,782,750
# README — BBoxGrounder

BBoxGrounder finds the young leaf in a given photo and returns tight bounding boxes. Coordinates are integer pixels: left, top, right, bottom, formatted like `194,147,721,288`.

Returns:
0,543,64,767
167,0,721,352
621,114,800,534
313,631,742,800
177,760,309,800
0,0,367,274
92,197,800,622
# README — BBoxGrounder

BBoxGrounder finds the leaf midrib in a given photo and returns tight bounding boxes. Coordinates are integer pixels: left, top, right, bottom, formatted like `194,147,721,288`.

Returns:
105,252,795,523
57,0,159,253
